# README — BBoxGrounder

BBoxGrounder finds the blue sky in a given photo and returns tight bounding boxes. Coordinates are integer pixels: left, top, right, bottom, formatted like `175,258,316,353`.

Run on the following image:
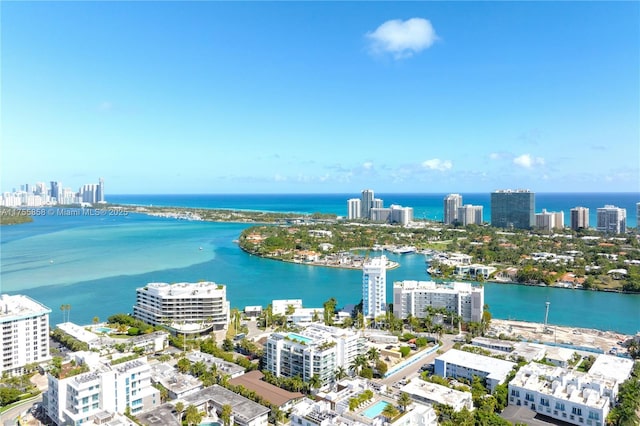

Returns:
2,1,638,194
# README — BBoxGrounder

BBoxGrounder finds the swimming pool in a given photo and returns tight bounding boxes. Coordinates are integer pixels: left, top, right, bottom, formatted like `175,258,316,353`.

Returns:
94,327,114,334
287,332,312,344
362,401,390,419
199,423,221,426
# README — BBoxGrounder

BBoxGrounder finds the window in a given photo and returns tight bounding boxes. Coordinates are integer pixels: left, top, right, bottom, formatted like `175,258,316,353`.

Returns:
572,407,582,416
555,402,565,411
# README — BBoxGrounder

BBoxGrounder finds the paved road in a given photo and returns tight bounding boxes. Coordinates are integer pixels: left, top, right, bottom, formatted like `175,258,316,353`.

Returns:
0,396,42,426
381,334,457,386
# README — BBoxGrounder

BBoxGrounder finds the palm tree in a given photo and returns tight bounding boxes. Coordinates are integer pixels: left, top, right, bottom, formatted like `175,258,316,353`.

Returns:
174,401,184,422
367,347,380,363
382,403,399,421
184,404,203,426
350,354,368,376
309,374,322,391
220,404,233,426
335,366,347,381
398,392,412,412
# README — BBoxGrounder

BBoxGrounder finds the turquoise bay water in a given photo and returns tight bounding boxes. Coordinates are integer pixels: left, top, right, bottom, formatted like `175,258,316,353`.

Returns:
1,204,639,334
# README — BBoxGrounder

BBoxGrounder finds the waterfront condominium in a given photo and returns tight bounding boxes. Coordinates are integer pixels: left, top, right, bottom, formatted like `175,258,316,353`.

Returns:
596,205,627,234
44,352,160,425
362,256,387,319
263,324,365,388
360,189,375,220
133,282,230,334
392,280,484,323
570,207,589,231
347,198,361,220
457,204,483,226
0,294,51,376
491,189,535,229
443,194,463,225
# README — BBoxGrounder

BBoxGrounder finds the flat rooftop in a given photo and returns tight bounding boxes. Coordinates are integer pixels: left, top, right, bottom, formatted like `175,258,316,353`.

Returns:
437,349,516,380
228,370,304,407
588,354,635,383
0,294,51,321
181,385,270,422
136,403,180,426
401,378,473,411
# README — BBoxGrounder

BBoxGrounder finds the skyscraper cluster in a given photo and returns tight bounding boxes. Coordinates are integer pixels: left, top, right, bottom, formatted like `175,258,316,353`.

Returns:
443,193,483,226
1,178,105,207
347,189,413,225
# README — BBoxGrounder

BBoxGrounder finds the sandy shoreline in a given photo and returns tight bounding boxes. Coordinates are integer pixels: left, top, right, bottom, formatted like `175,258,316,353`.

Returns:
489,318,635,354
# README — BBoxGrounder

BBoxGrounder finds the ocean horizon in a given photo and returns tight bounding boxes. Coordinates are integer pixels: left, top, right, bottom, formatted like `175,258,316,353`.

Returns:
108,192,640,228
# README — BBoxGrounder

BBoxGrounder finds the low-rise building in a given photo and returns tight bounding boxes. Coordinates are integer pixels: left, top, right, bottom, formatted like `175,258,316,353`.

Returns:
228,370,304,411
272,299,303,316
434,349,516,392
43,353,160,426
186,351,246,379
400,377,474,412
150,363,203,400
180,385,269,426
507,359,629,426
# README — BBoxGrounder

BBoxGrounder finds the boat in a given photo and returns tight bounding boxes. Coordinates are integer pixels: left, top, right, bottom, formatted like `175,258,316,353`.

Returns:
389,245,416,254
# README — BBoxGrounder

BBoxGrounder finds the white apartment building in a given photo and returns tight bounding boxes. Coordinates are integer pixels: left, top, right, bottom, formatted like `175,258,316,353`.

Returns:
272,299,303,316
363,256,387,319
263,324,364,387
392,281,484,323
434,349,516,393
400,377,474,412
390,205,414,226
596,205,626,234
0,294,51,376
536,209,565,231
457,204,483,226
133,282,230,334
507,356,634,426
347,198,361,220
443,194,463,225
44,353,160,426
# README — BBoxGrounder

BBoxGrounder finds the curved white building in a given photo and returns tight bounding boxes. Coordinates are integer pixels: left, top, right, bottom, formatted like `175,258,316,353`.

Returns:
133,282,229,334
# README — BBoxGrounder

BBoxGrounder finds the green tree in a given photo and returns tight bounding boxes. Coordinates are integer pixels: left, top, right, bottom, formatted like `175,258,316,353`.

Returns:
174,401,184,422
398,392,412,412
176,357,191,374
184,404,203,426
381,403,399,421
220,404,233,426
309,374,322,390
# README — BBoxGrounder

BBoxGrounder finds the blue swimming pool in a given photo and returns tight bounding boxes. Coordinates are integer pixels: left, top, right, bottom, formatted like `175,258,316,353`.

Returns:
362,401,390,419
199,422,221,426
94,327,114,334
287,332,312,344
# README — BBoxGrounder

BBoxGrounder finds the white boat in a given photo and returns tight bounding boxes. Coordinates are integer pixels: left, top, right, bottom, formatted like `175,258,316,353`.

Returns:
390,246,416,254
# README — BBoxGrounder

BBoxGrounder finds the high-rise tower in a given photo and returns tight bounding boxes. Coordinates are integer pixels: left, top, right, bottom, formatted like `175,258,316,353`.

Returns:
443,194,463,224
360,189,374,220
490,189,535,229
362,256,387,319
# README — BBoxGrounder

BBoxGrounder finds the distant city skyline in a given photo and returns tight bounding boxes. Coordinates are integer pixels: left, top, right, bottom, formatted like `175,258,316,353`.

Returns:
2,2,638,194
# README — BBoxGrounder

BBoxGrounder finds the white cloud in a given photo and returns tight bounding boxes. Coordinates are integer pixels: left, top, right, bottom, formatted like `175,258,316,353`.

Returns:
366,18,438,59
362,161,374,170
513,154,545,168
273,174,287,182
421,158,452,171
